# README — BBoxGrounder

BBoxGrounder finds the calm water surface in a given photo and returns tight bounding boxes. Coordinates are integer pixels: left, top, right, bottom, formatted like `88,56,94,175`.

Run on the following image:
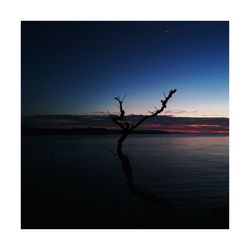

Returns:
22,134,229,227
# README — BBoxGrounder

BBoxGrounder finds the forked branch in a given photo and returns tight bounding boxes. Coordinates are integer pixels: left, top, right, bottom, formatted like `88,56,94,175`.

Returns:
112,89,177,132
112,94,130,130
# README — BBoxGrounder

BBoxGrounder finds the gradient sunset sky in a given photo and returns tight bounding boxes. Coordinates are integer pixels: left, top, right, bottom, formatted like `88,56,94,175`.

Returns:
22,21,228,118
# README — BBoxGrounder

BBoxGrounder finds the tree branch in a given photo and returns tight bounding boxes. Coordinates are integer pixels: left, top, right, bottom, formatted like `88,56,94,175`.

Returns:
131,89,177,130
112,89,177,132
112,94,130,130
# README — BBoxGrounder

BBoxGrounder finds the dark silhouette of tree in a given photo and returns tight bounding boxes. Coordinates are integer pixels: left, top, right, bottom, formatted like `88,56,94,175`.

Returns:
112,89,177,159
111,89,177,211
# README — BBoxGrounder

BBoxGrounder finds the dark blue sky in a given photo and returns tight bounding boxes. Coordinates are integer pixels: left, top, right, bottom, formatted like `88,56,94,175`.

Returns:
22,21,229,117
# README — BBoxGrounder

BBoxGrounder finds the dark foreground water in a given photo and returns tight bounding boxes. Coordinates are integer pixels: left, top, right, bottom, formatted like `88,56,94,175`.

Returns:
21,134,229,229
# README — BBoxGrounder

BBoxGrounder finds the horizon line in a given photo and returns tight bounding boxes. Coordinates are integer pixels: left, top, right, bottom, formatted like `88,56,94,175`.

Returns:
21,113,229,119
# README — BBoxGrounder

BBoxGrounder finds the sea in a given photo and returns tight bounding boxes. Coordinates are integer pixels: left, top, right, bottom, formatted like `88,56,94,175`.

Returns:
21,134,229,228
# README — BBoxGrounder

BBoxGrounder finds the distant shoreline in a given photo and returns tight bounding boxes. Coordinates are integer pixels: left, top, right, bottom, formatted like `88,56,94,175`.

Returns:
21,127,229,136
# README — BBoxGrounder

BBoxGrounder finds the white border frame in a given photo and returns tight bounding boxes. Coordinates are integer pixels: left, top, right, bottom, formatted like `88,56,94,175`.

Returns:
1,0,250,249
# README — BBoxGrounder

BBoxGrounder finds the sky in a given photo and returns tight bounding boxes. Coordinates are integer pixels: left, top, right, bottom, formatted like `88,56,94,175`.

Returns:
21,21,229,118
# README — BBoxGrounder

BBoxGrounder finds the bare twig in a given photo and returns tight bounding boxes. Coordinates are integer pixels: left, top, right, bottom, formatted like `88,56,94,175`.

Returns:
130,89,177,130
112,95,130,130
112,89,177,132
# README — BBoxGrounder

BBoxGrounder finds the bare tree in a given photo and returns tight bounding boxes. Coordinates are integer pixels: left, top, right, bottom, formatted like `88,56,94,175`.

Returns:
112,89,177,155
111,89,177,202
